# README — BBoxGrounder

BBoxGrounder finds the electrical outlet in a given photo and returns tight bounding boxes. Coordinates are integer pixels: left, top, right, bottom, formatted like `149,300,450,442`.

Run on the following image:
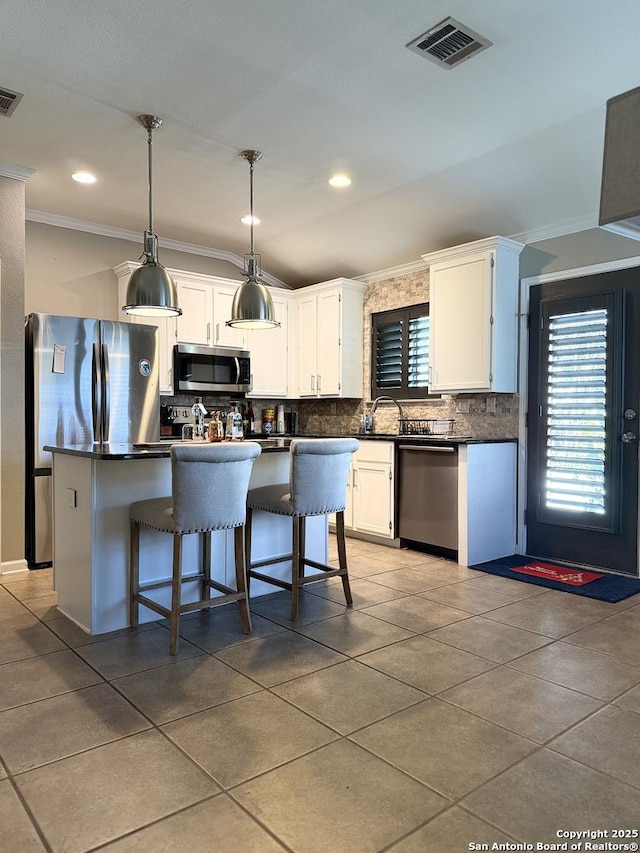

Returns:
456,399,470,414
486,397,497,414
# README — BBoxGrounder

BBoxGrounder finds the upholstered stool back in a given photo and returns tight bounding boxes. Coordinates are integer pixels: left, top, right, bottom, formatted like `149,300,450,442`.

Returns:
289,438,360,517
171,442,260,532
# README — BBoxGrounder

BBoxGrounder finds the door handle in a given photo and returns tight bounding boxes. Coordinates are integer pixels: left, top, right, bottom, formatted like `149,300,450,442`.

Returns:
398,444,456,453
101,344,110,444
92,342,101,443
216,323,220,343
207,322,211,342
621,432,637,443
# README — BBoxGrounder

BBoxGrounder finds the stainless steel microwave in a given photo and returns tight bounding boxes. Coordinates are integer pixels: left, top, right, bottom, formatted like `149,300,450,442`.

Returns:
173,344,251,394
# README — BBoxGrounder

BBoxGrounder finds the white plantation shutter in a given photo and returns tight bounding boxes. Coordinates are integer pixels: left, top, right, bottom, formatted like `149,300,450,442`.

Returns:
545,308,607,515
371,304,430,399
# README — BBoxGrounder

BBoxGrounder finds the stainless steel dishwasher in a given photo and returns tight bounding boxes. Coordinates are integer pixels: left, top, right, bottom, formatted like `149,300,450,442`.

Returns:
398,444,458,550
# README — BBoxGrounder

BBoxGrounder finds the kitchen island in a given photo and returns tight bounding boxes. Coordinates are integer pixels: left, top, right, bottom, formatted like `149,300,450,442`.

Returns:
45,439,327,635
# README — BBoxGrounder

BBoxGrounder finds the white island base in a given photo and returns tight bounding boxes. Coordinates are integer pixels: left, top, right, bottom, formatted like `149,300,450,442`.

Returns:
50,448,327,635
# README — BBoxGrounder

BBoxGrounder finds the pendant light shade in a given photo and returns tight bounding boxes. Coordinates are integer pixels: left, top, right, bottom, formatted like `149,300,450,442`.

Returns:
226,150,280,330
123,115,181,317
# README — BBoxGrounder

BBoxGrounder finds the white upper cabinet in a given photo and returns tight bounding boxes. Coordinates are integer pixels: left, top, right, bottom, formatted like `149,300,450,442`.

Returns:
423,236,524,393
175,278,213,346
211,284,248,350
247,290,291,398
294,278,365,398
114,262,290,396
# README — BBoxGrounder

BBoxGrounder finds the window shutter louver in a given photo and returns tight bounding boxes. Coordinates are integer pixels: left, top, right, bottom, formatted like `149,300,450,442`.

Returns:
371,304,430,399
545,309,608,515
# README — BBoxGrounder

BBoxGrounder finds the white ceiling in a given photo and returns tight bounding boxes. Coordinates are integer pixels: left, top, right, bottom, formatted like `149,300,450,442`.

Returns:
2,0,640,286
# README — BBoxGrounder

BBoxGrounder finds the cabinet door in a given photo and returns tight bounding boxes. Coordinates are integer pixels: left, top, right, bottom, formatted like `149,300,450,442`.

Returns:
344,463,354,528
429,253,492,392
248,293,289,397
212,285,248,349
127,316,176,394
316,290,341,396
352,461,393,537
176,280,212,346
296,294,318,396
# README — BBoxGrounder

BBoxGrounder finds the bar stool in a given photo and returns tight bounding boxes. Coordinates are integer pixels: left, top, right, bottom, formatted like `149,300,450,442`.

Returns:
129,442,261,654
245,438,359,620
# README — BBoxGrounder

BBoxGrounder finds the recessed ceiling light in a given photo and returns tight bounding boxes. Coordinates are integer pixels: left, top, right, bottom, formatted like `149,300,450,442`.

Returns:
329,173,351,188
71,171,97,184
240,214,260,225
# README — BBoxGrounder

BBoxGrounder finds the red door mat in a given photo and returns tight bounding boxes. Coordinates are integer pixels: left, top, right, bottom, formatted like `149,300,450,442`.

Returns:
512,562,603,586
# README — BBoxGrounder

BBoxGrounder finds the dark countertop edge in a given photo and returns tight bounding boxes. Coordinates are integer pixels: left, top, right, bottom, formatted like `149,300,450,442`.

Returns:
43,441,291,460
45,434,516,460
300,434,517,445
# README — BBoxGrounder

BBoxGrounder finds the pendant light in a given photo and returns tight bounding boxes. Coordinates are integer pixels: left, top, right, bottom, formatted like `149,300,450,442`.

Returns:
122,115,181,317
226,149,280,329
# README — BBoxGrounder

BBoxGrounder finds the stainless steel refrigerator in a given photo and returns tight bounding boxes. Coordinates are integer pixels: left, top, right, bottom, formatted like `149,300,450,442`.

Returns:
25,313,160,568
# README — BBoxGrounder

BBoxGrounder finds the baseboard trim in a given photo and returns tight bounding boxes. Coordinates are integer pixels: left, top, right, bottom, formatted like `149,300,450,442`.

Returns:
0,558,29,576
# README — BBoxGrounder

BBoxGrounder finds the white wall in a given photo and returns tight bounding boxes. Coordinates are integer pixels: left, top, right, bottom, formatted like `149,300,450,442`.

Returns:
25,222,244,319
521,227,640,279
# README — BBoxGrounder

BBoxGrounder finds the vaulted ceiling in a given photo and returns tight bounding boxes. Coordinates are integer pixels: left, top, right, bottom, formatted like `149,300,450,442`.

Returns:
3,0,640,285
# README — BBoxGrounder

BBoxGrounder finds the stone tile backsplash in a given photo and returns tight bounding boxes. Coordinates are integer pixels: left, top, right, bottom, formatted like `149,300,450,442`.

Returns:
167,265,520,440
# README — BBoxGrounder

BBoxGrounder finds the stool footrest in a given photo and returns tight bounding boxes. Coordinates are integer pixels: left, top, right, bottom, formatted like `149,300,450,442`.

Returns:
248,570,292,591
249,563,345,591
139,572,204,593
135,590,246,619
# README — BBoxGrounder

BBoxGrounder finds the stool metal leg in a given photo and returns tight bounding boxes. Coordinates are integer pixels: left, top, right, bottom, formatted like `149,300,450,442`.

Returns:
234,525,252,634
169,534,183,655
336,511,353,607
130,520,140,628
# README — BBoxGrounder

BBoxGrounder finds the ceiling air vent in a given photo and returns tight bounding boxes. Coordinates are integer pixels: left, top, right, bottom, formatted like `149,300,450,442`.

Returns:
0,87,24,117
407,17,492,69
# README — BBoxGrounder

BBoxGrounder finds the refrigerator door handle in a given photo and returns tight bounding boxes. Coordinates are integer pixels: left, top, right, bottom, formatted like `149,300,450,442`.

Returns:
92,342,102,443
101,343,110,444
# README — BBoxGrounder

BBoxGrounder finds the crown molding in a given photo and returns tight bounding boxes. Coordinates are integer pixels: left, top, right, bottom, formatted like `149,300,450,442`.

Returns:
25,209,289,289
0,162,35,182
599,220,640,241
354,258,428,285
509,214,599,246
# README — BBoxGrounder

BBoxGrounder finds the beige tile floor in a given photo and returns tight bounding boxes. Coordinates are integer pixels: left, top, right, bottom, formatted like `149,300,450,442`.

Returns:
1,536,640,852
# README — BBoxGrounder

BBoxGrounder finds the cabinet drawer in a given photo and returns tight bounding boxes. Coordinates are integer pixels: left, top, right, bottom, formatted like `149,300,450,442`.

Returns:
355,440,394,464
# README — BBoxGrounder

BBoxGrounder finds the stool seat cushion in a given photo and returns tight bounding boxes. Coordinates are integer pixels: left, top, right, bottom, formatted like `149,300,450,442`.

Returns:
247,484,293,516
130,496,176,532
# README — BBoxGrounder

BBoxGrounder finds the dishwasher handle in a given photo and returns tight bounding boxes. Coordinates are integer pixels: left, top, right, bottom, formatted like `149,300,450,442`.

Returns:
398,444,456,453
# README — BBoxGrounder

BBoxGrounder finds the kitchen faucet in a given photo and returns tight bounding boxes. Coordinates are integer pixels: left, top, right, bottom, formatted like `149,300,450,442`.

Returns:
369,395,405,432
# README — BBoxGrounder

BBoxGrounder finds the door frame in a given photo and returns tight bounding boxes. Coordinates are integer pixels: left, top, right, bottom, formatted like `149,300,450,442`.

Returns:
517,253,640,568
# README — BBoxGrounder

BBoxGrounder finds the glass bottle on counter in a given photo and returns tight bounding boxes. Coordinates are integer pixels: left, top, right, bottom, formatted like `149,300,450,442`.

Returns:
226,402,244,441
247,401,255,434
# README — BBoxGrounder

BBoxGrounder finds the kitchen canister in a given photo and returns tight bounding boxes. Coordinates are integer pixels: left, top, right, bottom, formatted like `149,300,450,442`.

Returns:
262,408,275,435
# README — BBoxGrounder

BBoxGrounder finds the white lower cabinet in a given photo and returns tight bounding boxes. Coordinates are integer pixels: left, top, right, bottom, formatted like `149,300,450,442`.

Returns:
343,441,395,539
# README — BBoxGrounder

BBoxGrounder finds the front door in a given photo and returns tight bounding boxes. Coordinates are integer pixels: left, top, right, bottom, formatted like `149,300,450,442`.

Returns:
526,267,640,576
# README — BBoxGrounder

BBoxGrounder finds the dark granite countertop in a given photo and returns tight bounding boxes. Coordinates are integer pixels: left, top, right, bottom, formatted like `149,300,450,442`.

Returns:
44,434,516,460
43,438,293,460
